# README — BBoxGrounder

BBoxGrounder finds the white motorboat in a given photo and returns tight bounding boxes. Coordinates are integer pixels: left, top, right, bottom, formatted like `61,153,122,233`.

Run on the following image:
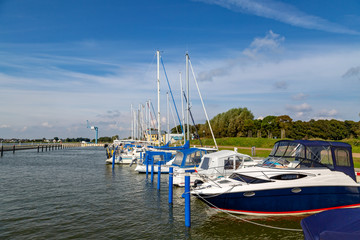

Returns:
106,145,145,165
191,140,360,216
173,150,261,187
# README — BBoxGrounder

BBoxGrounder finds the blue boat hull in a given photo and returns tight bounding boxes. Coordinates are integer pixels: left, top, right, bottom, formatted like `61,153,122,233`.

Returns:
196,186,360,215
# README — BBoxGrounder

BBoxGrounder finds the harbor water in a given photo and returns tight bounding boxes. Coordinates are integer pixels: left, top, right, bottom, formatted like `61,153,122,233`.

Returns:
1,147,304,239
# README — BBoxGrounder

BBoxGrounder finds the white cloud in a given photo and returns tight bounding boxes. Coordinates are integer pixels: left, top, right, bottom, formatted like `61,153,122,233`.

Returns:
243,30,285,59
197,0,360,35
292,93,308,101
41,122,53,128
316,109,338,120
286,103,312,112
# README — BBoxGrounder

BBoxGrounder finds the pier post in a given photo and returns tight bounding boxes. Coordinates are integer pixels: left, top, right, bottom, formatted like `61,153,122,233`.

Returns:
42,146,44,152
151,159,154,183
1,145,3,157
157,163,161,190
112,146,118,169
146,155,149,178
13,145,15,154
185,175,191,227
37,146,39,152
168,167,173,204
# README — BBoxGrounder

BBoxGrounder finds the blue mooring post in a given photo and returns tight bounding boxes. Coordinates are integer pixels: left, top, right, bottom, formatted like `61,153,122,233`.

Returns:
168,167,173,204
157,163,161,190
112,146,117,169
146,155,149,178
151,159,154,183
185,175,191,227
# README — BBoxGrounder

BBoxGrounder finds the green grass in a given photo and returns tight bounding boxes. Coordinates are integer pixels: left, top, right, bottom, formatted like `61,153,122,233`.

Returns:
192,137,279,149
354,158,360,169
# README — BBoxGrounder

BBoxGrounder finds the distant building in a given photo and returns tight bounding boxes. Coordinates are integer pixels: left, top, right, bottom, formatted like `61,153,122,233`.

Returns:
166,134,183,143
146,130,166,143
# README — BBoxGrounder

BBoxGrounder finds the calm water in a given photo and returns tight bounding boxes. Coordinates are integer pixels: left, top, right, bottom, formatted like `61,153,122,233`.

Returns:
0,147,304,239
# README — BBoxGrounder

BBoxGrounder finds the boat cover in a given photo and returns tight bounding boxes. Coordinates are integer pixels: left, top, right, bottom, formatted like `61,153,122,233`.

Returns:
272,140,355,181
301,208,360,240
153,140,190,151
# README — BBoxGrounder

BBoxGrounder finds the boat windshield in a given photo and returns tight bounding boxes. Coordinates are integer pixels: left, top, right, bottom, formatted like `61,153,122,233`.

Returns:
229,173,272,184
200,157,210,170
263,141,334,169
172,152,184,166
184,150,206,167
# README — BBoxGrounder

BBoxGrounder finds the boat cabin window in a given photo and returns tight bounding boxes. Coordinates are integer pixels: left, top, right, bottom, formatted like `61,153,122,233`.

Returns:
185,150,206,166
304,146,334,169
244,157,252,162
200,157,210,170
152,155,164,164
229,173,272,184
235,156,242,169
271,142,305,163
172,152,184,166
270,174,307,180
335,148,351,167
224,157,234,170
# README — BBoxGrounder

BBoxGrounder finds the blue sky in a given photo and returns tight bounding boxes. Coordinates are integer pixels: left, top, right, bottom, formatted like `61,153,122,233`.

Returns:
1,0,360,139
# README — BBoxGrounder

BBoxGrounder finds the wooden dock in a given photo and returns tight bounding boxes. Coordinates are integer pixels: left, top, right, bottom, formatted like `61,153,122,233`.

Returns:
0,143,81,156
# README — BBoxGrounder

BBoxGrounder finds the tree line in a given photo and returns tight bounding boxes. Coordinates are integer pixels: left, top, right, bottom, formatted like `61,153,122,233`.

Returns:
171,107,360,141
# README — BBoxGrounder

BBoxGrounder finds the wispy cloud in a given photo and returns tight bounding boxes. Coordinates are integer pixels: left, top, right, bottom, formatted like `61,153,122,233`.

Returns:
196,0,360,35
292,93,308,101
316,109,338,120
243,30,285,59
286,103,312,112
274,80,287,90
342,66,360,80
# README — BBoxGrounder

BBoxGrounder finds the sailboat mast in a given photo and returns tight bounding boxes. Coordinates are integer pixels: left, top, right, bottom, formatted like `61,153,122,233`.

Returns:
157,50,161,146
186,53,190,141
179,72,185,143
148,100,152,144
167,92,170,143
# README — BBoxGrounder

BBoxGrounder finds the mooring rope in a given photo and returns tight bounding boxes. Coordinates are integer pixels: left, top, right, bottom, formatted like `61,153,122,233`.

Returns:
188,186,303,232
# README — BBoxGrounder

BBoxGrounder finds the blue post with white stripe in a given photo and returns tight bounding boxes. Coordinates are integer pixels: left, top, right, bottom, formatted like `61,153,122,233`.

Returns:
157,163,161,190
169,167,173,204
185,175,191,227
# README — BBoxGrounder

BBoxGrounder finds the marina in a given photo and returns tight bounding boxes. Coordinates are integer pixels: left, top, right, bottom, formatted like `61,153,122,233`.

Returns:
1,147,304,239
